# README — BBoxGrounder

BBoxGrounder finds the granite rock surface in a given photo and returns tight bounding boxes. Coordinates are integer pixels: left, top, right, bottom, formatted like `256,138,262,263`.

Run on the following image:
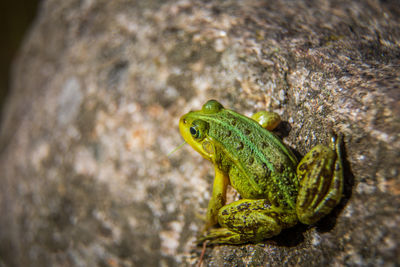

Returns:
0,0,399,266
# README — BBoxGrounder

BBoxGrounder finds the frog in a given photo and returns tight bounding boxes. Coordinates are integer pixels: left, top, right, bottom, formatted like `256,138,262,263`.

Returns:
179,100,343,245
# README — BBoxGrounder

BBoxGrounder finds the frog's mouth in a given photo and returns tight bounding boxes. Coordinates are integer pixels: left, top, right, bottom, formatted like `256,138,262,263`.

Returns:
179,115,215,161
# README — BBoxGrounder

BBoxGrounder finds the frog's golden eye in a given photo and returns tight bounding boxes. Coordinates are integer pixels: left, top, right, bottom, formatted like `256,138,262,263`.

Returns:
202,100,224,114
190,120,209,140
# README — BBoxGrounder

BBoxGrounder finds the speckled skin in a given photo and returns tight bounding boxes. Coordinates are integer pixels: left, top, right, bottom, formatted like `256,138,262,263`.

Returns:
179,100,343,244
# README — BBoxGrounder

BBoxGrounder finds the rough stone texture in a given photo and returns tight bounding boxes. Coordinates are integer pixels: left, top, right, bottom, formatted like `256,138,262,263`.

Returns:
1,0,399,266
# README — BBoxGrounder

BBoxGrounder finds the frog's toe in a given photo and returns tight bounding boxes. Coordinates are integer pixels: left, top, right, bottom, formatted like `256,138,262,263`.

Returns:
197,228,243,245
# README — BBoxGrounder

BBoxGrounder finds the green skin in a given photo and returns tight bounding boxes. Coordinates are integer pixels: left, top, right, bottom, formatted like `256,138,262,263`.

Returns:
179,100,343,245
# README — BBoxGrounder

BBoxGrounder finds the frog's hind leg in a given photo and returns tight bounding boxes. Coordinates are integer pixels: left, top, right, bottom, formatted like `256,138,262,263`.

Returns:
198,199,297,245
296,135,343,225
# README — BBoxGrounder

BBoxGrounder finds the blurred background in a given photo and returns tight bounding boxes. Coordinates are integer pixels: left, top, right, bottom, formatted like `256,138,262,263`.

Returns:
0,1,40,118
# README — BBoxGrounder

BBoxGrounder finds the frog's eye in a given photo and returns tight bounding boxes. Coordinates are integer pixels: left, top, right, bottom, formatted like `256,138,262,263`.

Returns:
202,100,224,114
190,120,209,140
189,126,198,137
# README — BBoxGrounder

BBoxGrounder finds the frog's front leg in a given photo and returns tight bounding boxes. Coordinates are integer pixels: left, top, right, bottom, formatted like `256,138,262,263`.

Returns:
296,135,343,225
205,166,230,230
199,199,297,245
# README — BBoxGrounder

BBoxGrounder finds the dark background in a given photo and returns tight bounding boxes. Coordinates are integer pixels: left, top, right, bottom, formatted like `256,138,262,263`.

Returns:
0,1,40,119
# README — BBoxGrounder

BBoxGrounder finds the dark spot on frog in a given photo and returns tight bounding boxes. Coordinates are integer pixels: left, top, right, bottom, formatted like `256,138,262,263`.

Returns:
263,200,271,208
298,163,308,171
231,120,237,126
262,163,270,175
244,129,251,135
312,150,320,158
237,202,251,211
316,161,322,169
236,142,244,150
216,193,225,204
248,157,254,165
222,209,229,216
250,205,262,211
270,212,278,219
226,130,232,137
282,176,290,185
262,142,268,149
321,168,331,179
274,162,284,173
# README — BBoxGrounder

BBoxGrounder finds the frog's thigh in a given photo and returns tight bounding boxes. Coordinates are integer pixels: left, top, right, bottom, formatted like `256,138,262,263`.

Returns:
251,111,281,131
204,199,296,244
296,136,343,225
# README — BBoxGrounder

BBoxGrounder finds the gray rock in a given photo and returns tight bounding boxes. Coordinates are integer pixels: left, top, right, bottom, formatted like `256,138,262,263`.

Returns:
1,0,399,266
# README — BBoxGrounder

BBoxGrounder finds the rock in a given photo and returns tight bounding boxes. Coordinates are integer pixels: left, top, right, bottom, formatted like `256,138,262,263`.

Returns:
1,0,399,266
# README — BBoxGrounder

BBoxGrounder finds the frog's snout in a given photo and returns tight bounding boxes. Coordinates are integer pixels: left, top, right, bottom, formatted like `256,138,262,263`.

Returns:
179,114,193,144
179,115,186,126
179,115,188,135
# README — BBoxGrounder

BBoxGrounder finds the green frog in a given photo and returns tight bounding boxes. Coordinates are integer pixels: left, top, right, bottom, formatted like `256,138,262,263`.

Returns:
179,100,343,245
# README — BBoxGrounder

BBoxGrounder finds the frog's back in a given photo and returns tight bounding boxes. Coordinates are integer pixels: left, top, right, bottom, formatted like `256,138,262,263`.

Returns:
203,109,299,207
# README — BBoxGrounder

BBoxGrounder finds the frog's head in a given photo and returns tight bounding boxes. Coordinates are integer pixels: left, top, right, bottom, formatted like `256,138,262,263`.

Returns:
179,100,224,162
